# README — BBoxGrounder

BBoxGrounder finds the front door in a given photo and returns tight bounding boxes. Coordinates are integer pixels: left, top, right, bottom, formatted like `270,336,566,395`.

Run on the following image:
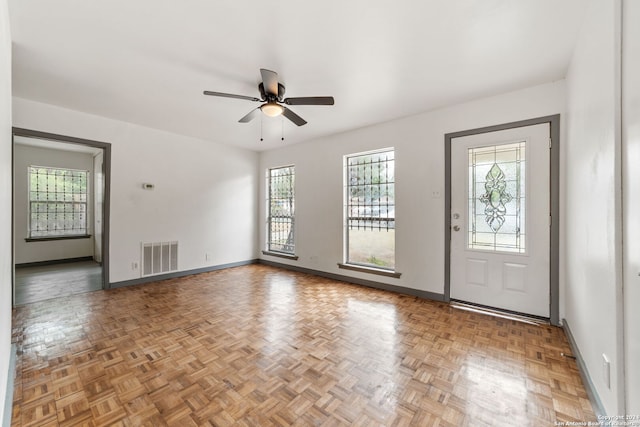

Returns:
450,123,550,317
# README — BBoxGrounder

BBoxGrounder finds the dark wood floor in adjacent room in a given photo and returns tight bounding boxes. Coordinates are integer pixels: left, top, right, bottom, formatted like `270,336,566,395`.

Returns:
10,264,595,426
14,260,103,305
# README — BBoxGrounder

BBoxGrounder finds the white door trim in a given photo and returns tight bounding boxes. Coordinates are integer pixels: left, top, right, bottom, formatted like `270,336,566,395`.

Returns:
444,115,560,325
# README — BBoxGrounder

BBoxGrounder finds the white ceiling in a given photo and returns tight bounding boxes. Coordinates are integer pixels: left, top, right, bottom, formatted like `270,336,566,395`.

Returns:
9,0,588,152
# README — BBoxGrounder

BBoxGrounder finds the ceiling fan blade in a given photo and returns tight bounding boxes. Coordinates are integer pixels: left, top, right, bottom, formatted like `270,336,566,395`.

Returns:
284,96,335,106
238,108,260,123
203,91,260,102
260,69,279,97
282,107,307,126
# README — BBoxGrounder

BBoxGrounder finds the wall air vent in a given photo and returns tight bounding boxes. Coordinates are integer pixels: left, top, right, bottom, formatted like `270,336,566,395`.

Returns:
141,241,178,277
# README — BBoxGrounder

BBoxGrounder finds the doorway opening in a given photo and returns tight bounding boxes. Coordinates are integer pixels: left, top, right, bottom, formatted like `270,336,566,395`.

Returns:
12,128,111,305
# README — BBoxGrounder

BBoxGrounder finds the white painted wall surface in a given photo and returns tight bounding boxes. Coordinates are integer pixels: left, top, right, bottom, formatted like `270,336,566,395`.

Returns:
13,144,95,264
564,0,623,415
260,81,564,296
0,0,10,423
13,97,259,283
622,0,640,414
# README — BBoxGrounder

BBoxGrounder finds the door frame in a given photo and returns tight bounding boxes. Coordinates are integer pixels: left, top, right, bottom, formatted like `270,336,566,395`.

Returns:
444,115,560,325
11,127,112,306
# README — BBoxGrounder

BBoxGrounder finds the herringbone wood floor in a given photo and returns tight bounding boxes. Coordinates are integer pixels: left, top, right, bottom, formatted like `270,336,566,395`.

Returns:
11,264,595,426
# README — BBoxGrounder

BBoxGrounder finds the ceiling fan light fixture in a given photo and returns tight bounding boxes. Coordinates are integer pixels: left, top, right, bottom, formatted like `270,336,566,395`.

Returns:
261,102,284,117
203,68,333,126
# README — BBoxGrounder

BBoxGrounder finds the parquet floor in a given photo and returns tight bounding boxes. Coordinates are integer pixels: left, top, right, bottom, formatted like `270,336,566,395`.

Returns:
11,264,596,426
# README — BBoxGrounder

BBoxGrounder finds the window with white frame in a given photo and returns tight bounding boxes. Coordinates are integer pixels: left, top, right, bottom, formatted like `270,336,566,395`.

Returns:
344,148,395,269
267,166,295,254
28,166,89,238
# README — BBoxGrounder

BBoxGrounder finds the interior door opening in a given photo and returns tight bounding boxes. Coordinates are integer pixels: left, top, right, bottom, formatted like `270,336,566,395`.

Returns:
12,128,111,306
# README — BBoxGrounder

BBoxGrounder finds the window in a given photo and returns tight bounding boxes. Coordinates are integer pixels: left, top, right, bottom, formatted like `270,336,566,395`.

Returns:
344,149,395,270
28,166,89,238
468,142,526,253
267,166,295,255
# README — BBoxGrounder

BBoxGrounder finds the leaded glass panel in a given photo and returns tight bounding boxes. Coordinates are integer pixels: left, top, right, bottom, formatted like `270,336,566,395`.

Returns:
468,142,526,253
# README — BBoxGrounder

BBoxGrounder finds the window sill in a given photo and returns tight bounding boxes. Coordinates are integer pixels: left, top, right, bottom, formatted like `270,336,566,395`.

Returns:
262,250,299,260
26,234,92,242
337,263,402,278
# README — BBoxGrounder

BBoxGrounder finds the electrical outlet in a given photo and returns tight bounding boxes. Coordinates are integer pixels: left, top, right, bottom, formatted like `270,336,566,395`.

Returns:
205,253,211,261
602,353,611,389
131,262,138,270
432,190,441,199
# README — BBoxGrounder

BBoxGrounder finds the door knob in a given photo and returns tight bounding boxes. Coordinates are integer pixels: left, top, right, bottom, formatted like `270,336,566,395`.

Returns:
453,225,460,232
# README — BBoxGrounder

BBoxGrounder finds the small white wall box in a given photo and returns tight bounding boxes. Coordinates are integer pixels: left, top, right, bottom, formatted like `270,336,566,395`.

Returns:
142,183,154,190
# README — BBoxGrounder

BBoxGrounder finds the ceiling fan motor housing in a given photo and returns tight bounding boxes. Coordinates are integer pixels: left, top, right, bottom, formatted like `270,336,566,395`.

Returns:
259,82,286,102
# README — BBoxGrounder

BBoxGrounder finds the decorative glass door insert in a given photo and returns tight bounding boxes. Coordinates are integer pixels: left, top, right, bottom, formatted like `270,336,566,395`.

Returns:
468,141,526,253
451,123,550,318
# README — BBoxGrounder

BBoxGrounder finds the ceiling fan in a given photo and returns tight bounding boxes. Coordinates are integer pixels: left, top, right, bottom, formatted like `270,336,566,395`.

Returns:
203,68,334,126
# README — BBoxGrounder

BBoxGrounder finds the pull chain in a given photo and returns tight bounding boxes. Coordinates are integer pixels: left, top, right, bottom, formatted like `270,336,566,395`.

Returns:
259,115,285,142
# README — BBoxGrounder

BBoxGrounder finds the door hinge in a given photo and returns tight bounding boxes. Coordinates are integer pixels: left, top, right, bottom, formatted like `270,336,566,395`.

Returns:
549,138,552,149
549,215,552,227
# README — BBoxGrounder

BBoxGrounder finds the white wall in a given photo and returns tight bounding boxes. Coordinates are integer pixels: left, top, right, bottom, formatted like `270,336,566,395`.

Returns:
0,0,10,423
13,144,95,264
564,0,624,415
13,97,259,283
622,0,640,414
260,81,564,296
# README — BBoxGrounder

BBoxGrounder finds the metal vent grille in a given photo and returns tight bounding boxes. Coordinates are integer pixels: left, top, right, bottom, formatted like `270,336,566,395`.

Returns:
141,241,178,277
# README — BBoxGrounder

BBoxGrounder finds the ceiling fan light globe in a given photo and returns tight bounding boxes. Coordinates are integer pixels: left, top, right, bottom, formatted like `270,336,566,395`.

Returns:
261,103,284,117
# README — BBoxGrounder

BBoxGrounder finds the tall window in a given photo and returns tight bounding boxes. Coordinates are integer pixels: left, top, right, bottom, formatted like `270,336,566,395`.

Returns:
28,166,89,238
345,149,395,269
267,166,295,254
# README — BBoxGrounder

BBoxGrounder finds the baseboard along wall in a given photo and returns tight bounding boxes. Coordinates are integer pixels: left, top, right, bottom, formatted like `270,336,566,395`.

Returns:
109,259,260,289
258,259,446,302
15,256,95,269
2,344,16,427
563,318,606,418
